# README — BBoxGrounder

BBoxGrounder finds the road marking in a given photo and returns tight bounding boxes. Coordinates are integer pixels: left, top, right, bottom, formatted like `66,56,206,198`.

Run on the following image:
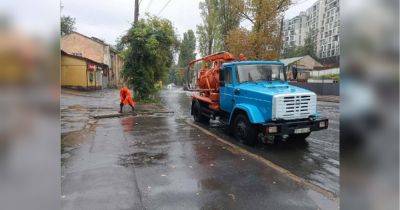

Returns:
185,120,339,204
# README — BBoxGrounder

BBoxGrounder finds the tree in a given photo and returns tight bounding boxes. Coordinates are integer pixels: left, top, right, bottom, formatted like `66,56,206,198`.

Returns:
282,44,299,58
215,0,242,49
197,0,222,56
114,36,126,52
281,29,317,59
178,30,196,67
226,0,291,59
196,0,242,56
176,30,196,86
61,16,75,36
226,27,252,56
121,16,177,99
301,29,317,58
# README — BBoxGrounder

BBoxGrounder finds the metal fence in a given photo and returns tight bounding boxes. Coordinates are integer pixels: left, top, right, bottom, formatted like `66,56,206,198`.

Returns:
289,82,339,96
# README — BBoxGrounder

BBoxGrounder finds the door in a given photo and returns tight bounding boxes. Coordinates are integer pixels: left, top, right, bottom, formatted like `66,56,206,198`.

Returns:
219,66,235,112
102,69,109,88
96,70,103,89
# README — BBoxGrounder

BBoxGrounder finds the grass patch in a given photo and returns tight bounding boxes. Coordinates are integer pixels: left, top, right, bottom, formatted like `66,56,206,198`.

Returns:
137,97,161,104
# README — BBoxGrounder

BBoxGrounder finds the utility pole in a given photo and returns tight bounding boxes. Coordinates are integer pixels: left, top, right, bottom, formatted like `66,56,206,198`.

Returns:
134,0,139,24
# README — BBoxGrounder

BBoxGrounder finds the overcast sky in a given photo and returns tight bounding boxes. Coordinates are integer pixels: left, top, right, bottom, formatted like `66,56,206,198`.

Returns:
62,0,318,46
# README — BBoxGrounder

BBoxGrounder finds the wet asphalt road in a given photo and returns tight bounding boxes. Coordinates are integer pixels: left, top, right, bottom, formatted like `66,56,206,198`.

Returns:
61,88,339,210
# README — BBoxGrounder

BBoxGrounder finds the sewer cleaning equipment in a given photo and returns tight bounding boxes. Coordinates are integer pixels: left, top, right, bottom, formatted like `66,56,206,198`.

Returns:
186,51,328,146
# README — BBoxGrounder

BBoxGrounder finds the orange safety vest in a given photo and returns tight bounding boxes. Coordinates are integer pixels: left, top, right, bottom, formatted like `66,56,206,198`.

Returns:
120,87,136,106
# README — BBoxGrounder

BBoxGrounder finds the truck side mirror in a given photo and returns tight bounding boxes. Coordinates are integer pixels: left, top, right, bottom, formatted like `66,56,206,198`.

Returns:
219,81,225,87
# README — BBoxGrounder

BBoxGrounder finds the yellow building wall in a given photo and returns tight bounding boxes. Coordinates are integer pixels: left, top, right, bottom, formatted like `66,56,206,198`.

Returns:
61,55,88,87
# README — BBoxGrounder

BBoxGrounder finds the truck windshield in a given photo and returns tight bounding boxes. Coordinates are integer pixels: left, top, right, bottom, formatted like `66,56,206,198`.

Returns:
237,64,284,83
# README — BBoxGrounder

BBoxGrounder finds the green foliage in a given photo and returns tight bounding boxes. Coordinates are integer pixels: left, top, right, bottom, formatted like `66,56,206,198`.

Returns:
197,0,223,56
196,0,242,56
302,29,317,58
178,30,196,67
282,44,303,58
197,0,291,59
174,30,197,86
215,0,242,49
121,16,177,99
318,74,340,81
114,36,126,52
61,16,75,36
168,65,180,85
167,67,184,86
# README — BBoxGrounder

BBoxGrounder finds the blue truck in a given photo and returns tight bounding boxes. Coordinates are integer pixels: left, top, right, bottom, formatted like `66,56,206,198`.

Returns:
190,54,328,146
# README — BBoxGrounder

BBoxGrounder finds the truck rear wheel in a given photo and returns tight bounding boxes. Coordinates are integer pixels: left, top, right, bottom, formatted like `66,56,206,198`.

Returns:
232,113,257,146
192,100,210,124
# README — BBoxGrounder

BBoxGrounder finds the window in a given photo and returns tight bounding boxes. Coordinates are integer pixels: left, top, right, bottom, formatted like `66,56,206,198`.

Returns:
237,64,284,83
223,67,232,84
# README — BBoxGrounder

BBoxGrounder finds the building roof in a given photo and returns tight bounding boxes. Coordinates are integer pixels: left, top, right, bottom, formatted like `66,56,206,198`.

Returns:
62,31,122,61
69,31,120,53
279,56,305,66
61,50,107,67
279,55,323,69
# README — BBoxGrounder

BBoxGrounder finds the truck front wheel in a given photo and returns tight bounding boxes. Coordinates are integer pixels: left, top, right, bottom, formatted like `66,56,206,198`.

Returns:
232,113,258,146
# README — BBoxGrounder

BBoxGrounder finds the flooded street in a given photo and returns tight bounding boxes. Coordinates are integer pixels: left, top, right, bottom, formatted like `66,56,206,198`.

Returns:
61,88,339,210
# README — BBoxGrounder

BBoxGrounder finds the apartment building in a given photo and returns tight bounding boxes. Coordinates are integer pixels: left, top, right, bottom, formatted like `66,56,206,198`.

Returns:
283,0,340,59
283,12,308,48
318,0,340,59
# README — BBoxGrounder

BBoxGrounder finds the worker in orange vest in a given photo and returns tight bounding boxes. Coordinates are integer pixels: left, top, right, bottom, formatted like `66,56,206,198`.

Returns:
119,87,136,113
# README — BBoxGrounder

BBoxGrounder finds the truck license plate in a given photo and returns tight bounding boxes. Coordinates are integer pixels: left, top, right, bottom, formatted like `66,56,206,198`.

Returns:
294,127,310,134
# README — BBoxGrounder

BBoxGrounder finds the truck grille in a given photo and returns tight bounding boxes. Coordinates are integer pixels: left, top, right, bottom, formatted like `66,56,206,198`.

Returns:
273,94,316,120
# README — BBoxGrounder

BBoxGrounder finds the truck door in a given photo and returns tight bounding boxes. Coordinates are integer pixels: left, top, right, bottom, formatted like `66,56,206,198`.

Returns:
219,66,234,112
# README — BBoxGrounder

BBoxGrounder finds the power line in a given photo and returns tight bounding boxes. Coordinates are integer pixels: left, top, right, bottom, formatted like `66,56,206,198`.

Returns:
157,0,172,16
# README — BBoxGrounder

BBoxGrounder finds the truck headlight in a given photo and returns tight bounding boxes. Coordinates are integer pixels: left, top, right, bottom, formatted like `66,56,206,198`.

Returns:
319,121,326,128
267,126,278,133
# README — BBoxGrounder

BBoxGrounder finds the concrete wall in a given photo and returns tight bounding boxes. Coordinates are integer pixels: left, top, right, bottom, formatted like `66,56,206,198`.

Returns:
116,54,124,87
103,45,111,67
110,52,124,87
309,68,340,77
289,82,339,96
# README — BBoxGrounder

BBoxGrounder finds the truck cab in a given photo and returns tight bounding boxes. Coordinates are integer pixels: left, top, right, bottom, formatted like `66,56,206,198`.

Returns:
192,60,328,146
